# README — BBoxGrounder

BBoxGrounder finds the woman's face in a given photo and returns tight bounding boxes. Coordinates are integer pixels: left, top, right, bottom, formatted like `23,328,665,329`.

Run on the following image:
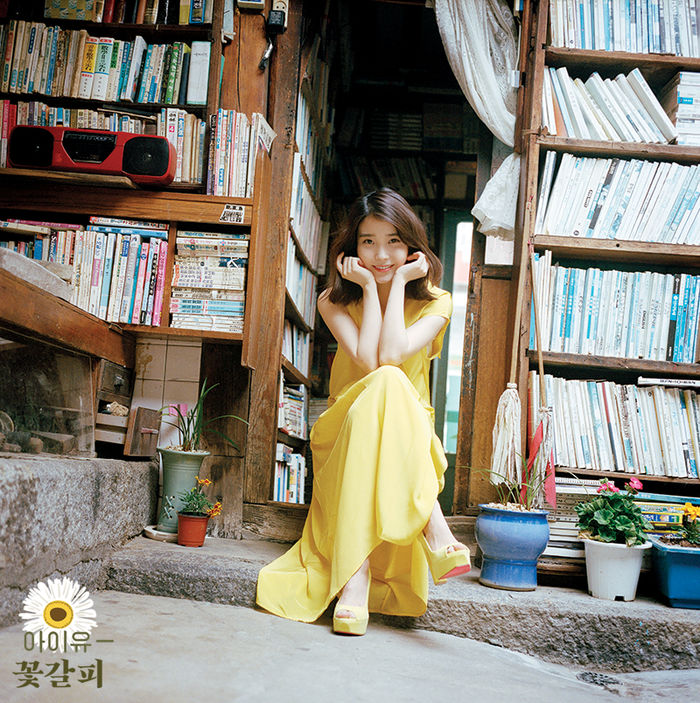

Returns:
356,215,409,285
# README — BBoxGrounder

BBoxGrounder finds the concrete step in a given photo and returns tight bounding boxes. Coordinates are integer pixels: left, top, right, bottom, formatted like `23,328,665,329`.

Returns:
105,534,700,673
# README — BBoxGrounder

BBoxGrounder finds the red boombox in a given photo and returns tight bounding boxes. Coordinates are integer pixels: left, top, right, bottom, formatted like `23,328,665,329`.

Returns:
8,125,176,187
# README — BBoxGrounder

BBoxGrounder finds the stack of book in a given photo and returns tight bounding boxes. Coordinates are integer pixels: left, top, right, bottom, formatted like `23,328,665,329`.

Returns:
169,228,248,333
335,153,436,200
81,217,169,325
296,78,331,198
0,22,211,107
278,374,308,440
368,109,422,151
548,0,700,56
273,442,307,504
0,218,81,265
282,320,310,378
206,110,275,198
530,371,700,479
543,477,598,561
422,102,480,153
635,491,700,536
43,0,215,24
535,152,700,242
286,235,318,328
542,67,677,143
531,252,700,362
1,216,171,326
289,152,328,272
661,71,700,146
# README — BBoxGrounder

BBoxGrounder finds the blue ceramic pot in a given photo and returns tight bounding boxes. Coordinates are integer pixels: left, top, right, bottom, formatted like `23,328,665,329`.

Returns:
650,536,700,609
476,504,550,591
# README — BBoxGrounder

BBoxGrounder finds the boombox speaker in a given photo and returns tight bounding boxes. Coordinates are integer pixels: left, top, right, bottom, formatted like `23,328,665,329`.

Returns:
8,126,176,187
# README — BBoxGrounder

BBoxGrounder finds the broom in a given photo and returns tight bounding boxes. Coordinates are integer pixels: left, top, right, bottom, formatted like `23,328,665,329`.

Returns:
525,245,556,509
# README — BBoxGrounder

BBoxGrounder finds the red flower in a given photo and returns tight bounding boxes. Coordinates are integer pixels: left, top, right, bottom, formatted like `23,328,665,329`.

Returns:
628,477,643,491
597,481,619,493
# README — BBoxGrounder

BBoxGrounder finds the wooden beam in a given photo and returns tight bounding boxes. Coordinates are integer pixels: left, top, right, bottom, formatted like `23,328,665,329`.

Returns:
243,0,302,504
0,269,134,367
0,178,254,226
200,343,251,539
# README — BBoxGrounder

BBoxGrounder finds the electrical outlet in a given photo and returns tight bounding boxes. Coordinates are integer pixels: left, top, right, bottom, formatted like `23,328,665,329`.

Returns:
273,1,288,12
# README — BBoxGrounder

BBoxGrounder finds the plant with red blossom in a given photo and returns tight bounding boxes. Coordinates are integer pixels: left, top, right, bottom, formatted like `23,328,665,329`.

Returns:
576,478,650,546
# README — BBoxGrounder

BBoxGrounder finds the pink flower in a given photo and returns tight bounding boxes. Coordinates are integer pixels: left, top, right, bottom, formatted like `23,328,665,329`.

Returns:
597,481,618,493
628,477,643,491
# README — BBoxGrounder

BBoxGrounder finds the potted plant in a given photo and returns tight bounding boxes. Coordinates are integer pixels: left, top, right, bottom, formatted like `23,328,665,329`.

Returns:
176,477,223,547
575,478,652,601
475,465,551,591
650,502,700,609
156,379,245,534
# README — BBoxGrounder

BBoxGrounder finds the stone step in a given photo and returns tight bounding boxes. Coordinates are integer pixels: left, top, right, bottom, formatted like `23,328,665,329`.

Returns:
105,534,700,673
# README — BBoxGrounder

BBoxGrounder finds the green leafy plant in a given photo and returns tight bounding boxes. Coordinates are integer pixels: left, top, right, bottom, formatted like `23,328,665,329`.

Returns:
679,503,700,545
477,456,551,512
576,478,651,547
162,379,246,453
179,476,222,517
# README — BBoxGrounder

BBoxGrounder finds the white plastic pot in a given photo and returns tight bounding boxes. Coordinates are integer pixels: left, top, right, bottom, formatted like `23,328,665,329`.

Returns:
583,539,652,601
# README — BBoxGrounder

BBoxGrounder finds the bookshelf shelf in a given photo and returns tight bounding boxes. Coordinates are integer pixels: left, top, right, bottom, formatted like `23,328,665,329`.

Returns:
288,222,320,276
526,350,700,378
0,92,209,114
544,47,700,87
0,178,254,226
277,429,306,450
30,21,215,40
532,236,700,268
281,355,310,387
297,154,325,215
537,136,700,164
555,467,700,485
284,290,312,333
120,324,243,343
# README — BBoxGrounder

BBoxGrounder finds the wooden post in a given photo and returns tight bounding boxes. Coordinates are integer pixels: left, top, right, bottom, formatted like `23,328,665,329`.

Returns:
243,0,302,504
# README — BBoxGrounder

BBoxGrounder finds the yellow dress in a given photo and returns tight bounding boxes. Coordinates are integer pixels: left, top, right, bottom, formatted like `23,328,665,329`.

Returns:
256,286,452,621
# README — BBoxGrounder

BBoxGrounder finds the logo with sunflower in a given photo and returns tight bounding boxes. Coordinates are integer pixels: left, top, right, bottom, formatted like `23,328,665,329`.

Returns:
19,577,97,651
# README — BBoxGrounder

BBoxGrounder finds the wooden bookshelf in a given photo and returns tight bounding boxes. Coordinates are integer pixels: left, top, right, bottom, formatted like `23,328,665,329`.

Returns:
512,0,700,492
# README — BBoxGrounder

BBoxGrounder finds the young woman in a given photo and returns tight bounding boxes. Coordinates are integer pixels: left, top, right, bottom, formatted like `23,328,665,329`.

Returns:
256,188,470,635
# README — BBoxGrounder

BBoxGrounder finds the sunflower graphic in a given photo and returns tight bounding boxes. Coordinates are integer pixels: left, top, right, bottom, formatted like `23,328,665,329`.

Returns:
19,577,97,651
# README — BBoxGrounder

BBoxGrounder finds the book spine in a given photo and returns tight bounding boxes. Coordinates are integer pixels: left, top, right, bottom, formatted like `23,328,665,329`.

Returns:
152,238,168,327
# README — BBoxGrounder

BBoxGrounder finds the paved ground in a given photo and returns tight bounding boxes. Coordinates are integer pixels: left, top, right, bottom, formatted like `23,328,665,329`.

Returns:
1,590,699,703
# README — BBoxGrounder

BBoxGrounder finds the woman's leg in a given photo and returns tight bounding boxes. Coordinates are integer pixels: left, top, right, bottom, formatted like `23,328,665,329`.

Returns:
423,500,468,552
335,557,370,618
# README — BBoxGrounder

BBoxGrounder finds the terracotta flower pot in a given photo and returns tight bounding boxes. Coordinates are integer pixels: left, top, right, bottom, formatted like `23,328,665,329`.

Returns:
177,513,209,547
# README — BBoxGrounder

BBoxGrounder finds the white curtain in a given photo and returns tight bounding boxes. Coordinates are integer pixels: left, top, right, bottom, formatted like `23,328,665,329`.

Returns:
435,0,521,240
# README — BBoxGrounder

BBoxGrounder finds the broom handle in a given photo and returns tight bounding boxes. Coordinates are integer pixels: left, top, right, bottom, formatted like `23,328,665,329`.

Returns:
508,198,532,385
529,249,547,407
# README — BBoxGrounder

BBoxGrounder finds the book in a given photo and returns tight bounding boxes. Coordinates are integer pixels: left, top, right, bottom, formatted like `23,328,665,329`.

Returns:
77,35,99,100
186,40,210,106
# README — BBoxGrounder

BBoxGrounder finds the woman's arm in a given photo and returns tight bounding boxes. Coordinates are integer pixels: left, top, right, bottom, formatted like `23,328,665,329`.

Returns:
378,253,448,366
318,255,383,373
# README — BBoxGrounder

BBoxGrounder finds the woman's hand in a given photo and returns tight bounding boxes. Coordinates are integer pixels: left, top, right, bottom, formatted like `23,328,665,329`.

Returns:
336,253,375,288
395,252,429,284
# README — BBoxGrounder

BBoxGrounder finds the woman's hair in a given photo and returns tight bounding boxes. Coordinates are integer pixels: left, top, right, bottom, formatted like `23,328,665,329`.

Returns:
325,187,442,305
